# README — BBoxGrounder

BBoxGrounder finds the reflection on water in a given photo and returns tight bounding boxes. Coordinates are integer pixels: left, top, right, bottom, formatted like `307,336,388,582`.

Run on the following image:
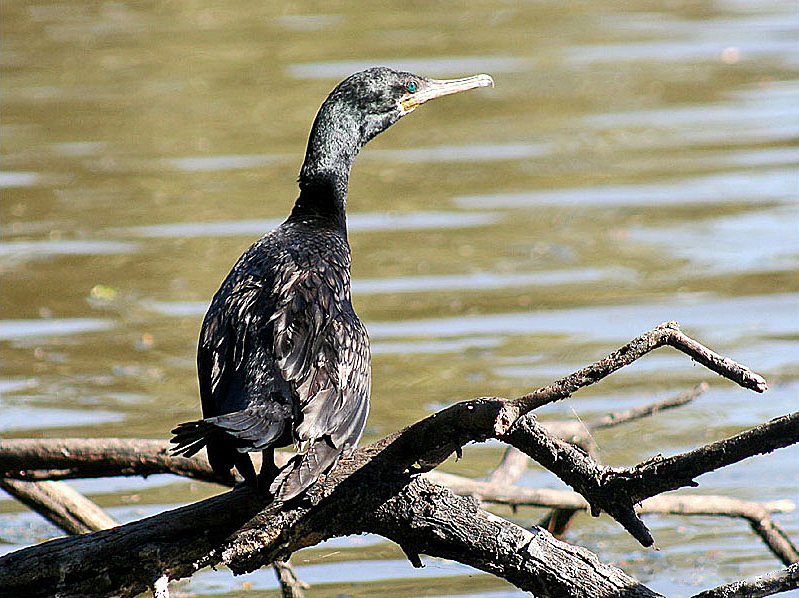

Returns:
354,267,625,294
0,405,124,433
367,142,550,163
456,169,798,208
1,0,797,595
0,318,115,341
0,240,137,261
287,57,525,79
367,293,799,343
628,205,799,273
0,172,41,188
164,154,292,172
131,210,500,237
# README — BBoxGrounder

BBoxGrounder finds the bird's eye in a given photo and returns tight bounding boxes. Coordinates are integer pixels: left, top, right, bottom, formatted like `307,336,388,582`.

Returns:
406,80,418,93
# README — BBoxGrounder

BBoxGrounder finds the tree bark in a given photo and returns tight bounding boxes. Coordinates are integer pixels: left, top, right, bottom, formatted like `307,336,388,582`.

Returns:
0,322,794,598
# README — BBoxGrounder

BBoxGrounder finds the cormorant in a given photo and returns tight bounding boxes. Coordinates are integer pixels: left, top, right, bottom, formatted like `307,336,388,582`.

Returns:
170,67,493,501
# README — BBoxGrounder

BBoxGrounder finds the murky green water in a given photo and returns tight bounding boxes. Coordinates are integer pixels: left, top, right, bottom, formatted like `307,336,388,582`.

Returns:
2,1,797,596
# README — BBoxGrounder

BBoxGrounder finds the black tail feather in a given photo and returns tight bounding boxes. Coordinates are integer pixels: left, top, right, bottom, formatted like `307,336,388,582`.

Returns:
169,420,214,457
170,405,288,457
269,438,341,501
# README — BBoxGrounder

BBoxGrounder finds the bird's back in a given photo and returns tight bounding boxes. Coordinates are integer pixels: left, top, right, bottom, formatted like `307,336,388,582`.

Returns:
188,219,371,498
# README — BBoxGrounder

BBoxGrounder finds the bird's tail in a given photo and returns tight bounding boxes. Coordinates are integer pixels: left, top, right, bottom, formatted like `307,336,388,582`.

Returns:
269,438,341,501
170,405,289,457
169,419,216,457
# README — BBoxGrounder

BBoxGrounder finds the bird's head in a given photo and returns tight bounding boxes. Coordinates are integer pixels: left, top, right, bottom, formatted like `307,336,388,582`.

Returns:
298,66,493,205
323,66,494,145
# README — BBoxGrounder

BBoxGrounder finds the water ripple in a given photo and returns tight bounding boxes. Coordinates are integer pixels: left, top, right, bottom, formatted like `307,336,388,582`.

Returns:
353,268,626,294
0,239,137,259
130,211,499,238
287,56,525,79
455,169,799,209
0,318,115,341
366,293,799,343
0,172,41,188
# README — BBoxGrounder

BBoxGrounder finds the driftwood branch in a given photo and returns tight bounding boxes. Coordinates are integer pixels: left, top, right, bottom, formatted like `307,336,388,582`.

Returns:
0,479,118,534
0,322,795,598
0,473,308,598
0,451,660,598
426,471,798,565
690,562,799,598
0,438,227,484
4,434,794,565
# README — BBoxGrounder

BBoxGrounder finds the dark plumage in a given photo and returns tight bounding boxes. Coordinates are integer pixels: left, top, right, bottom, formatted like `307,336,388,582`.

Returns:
170,66,493,501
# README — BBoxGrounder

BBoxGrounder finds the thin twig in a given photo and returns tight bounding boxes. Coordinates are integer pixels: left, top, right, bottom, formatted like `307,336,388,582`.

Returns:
587,383,708,430
510,322,765,417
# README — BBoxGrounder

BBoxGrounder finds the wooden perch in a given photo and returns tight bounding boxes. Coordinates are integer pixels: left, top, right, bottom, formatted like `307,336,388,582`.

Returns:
0,322,795,598
0,475,308,598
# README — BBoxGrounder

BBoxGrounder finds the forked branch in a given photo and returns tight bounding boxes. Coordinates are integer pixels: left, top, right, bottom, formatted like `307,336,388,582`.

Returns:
0,321,794,598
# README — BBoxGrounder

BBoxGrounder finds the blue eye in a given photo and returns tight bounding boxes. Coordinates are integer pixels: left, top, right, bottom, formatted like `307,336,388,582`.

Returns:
406,80,418,93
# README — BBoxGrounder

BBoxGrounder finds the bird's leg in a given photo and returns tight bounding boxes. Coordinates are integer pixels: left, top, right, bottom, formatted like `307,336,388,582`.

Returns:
234,453,258,488
258,447,280,492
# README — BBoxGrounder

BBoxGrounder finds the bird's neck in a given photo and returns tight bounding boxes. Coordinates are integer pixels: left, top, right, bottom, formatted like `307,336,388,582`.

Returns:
290,103,364,231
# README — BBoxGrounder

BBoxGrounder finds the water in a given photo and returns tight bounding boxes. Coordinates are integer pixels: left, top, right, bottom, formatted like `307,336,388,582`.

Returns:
1,0,797,596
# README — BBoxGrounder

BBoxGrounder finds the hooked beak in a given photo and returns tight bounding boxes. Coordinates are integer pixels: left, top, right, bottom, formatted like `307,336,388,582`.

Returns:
400,73,494,114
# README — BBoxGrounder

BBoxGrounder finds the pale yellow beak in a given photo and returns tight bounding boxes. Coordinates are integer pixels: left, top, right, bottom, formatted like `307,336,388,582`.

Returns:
400,74,494,114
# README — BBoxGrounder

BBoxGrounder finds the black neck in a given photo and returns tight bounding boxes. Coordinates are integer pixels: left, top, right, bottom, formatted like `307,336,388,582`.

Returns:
289,173,349,231
289,99,364,231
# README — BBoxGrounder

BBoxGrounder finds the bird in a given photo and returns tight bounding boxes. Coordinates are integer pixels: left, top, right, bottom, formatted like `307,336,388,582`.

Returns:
169,66,493,501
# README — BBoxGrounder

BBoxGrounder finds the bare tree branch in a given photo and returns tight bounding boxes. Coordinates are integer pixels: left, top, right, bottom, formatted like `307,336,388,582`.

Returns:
530,384,708,536
0,453,662,598
0,438,228,483
364,477,662,598
511,322,766,416
690,562,799,598
0,475,308,598
587,383,708,431
504,411,799,547
426,471,798,564
0,479,118,534
0,322,791,598
273,560,309,598
486,447,530,487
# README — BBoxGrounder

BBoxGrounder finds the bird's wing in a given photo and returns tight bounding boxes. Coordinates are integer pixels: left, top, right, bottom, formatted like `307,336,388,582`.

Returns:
271,265,371,451
269,264,370,500
197,274,264,417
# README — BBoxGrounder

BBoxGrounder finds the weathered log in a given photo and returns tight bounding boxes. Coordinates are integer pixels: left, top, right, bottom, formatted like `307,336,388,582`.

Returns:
0,322,793,598
0,451,659,598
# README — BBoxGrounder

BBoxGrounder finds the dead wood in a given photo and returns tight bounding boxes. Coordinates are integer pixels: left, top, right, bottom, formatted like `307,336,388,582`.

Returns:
0,478,309,598
425,471,798,564
690,562,799,598
0,321,795,598
0,449,660,598
0,479,118,534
